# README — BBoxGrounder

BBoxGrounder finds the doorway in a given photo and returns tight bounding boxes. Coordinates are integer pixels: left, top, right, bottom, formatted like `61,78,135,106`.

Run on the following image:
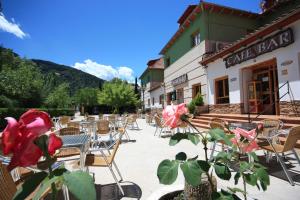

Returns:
244,59,279,115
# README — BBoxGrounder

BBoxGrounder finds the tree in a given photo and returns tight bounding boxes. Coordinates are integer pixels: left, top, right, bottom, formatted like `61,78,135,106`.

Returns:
74,87,99,113
45,83,72,108
98,79,138,113
0,58,44,107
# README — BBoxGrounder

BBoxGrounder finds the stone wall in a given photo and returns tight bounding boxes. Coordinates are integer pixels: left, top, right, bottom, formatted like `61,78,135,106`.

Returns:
279,101,300,116
208,103,243,114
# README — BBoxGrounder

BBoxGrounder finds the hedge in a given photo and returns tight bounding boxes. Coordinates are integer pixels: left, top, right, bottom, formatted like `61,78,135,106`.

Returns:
0,108,75,130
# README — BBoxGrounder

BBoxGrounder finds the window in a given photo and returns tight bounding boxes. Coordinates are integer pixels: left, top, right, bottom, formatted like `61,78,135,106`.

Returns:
215,77,229,104
167,92,172,105
152,97,155,106
176,88,184,104
165,57,171,67
159,94,164,105
192,83,202,98
148,99,150,106
191,31,201,47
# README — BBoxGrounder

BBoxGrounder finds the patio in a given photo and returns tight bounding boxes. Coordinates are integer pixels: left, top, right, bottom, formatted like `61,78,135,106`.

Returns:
62,117,300,200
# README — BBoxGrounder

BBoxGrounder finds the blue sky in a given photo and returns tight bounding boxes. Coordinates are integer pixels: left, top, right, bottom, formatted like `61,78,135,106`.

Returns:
0,0,261,82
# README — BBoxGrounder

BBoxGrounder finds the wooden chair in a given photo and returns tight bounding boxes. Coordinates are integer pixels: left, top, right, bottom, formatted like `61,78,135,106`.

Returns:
209,121,229,160
154,116,168,137
259,119,283,138
59,116,71,128
85,132,125,195
96,120,115,148
56,127,81,158
86,116,95,122
259,126,300,186
0,162,52,200
67,122,80,129
117,118,130,141
127,114,139,130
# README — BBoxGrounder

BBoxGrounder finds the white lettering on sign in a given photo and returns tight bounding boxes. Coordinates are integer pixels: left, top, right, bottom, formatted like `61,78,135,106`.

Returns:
224,28,294,68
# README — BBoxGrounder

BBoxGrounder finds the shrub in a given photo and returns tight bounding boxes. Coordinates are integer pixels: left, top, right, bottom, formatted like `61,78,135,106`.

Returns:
194,93,204,106
0,108,75,130
187,100,196,114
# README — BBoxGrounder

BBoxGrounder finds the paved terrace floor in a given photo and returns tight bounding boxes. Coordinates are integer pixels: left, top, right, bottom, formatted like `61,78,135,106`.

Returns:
64,118,300,200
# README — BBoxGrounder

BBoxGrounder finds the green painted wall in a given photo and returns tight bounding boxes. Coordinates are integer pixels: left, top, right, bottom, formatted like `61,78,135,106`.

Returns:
140,69,164,87
260,1,300,25
163,11,258,67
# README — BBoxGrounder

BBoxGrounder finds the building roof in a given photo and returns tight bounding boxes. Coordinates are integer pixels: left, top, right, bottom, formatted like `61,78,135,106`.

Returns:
177,5,197,26
200,5,300,66
139,58,164,79
159,1,259,55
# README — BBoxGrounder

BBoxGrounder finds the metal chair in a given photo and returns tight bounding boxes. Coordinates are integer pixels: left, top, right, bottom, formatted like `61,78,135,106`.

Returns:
154,115,169,137
56,127,81,158
59,116,71,128
67,121,80,129
209,121,228,160
96,120,116,148
127,114,139,130
85,132,125,195
259,126,300,186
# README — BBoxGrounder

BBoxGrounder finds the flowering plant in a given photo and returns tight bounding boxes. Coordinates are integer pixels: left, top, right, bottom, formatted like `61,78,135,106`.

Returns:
157,104,270,200
1,109,96,200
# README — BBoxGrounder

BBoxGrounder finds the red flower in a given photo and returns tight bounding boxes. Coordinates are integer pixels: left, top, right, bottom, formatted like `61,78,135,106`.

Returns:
48,133,63,155
162,103,188,129
1,109,55,171
231,128,259,153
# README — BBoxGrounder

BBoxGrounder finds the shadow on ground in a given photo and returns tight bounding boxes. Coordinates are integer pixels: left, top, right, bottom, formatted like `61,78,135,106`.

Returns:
46,181,142,200
257,155,300,186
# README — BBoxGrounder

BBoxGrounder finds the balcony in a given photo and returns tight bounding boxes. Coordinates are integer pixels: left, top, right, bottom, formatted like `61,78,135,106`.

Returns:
147,81,163,92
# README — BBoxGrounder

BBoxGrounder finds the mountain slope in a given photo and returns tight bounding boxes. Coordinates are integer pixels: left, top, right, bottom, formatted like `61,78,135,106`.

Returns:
32,59,104,95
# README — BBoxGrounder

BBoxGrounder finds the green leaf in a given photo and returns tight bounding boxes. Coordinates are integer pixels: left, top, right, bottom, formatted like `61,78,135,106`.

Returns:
248,152,258,162
180,160,203,186
234,172,241,185
63,171,96,200
244,173,257,186
215,152,232,162
33,176,62,200
175,152,187,161
227,187,245,195
209,128,232,146
187,133,200,145
34,135,49,157
214,163,231,180
13,172,48,200
239,161,250,173
169,133,187,146
157,160,179,185
197,160,210,172
256,168,270,190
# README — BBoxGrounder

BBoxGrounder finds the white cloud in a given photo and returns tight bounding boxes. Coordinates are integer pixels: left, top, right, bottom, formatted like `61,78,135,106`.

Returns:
72,59,135,83
0,13,28,39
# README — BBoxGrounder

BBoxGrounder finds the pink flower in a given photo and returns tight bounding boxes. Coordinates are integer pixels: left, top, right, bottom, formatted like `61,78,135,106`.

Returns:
1,109,56,171
231,128,259,153
162,103,188,129
48,133,63,155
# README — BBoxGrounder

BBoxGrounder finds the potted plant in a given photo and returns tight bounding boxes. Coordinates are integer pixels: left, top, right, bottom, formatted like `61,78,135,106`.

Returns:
157,104,269,200
194,93,209,114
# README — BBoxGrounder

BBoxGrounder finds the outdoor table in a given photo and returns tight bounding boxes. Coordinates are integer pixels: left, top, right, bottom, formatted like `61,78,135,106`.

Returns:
61,134,90,170
228,122,257,131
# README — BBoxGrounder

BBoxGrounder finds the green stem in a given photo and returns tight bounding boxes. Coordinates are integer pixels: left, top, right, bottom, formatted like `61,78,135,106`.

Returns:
242,175,247,200
48,164,57,200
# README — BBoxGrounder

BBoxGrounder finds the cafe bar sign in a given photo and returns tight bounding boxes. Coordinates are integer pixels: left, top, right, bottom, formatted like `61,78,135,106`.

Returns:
224,28,294,68
172,74,188,86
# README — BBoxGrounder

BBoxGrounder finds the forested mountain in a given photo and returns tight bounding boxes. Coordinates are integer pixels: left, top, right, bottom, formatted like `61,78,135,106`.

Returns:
0,47,104,108
32,59,104,95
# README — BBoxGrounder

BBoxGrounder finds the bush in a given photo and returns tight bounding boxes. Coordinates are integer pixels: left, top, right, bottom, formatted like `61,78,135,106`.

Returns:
187,100,196,114
194,93,204,106
0,108,75,130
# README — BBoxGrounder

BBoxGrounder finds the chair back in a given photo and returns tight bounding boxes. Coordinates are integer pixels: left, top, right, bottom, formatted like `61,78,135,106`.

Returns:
0,162,17,200
86,116,95,122
109,131,125,163
262,119,282,137
154,116,163,128
98,114,103,120
67,122,80,129
108,115,116,123
209,121,225,130
97,120,110,135
211,118,225,126
60,116,71,126
59,127,80,136
283,126,300,152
